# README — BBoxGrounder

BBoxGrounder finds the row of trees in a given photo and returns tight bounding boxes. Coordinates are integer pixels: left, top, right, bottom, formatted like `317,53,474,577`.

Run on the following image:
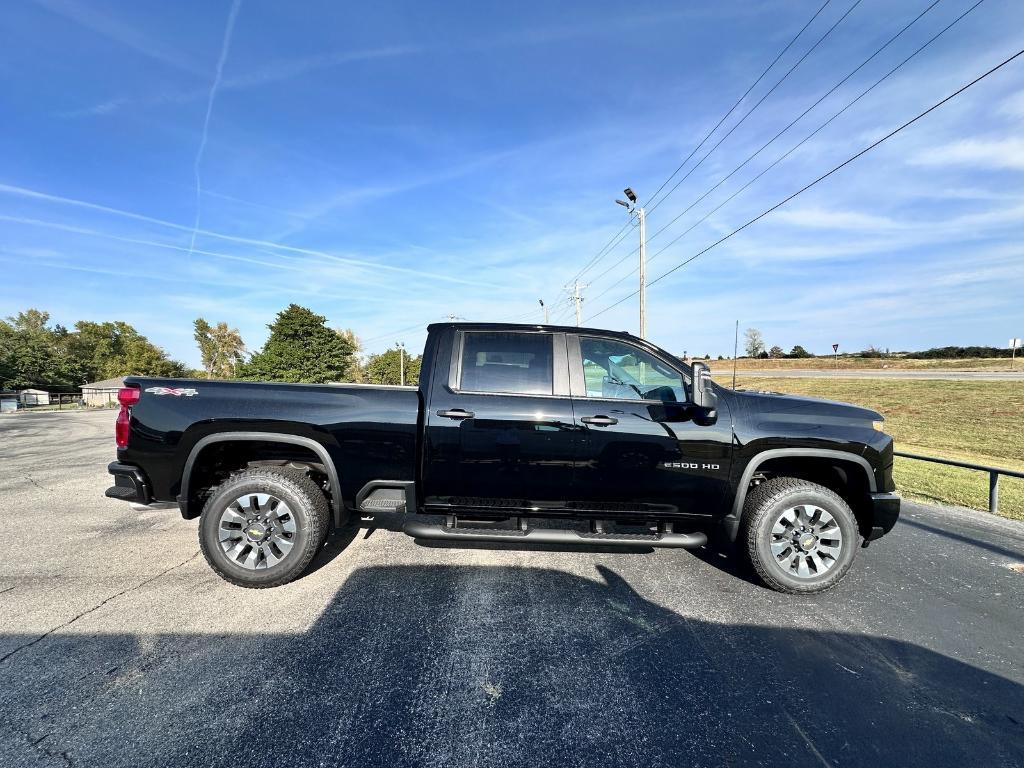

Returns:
5,308,1012,391
742,328,812,359
192,304,420,385
0,310,188,389
1,304,422,390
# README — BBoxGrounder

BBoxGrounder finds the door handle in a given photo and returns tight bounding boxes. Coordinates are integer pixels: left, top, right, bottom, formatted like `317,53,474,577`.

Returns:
436,408,475,420
581,415,618,426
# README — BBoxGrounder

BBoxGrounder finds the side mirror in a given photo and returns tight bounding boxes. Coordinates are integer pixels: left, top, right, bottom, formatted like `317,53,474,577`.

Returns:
691,361,718,417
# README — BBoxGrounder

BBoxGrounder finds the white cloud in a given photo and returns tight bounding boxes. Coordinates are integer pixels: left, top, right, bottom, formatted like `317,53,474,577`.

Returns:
999,89,1024,118
771,207,900,231
909,138,1024,172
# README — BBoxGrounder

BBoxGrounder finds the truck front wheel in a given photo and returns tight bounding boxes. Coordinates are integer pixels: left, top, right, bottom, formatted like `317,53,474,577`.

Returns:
198,467,330,589
739,477,858,594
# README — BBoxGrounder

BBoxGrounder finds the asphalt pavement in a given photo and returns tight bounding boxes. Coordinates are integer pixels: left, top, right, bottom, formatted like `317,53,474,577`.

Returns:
1,410,1022,767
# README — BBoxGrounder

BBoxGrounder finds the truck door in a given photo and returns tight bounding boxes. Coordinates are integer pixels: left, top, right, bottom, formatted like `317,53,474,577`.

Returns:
422,329,576,512
567,334,732,519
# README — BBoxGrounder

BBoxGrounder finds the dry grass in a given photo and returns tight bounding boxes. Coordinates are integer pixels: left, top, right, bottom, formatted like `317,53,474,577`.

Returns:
708,356,1018,371
736,377,1024,521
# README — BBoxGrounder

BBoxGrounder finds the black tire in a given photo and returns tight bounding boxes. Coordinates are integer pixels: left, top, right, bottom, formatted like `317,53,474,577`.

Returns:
739,477,859,594
199,467,330,589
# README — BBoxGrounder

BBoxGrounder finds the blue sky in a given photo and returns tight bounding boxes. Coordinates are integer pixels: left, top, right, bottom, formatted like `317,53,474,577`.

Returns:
1,0,1022,365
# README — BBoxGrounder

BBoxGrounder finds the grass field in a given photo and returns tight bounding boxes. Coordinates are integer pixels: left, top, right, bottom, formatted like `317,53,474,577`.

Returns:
736,377,1024,521
708,356,1018,371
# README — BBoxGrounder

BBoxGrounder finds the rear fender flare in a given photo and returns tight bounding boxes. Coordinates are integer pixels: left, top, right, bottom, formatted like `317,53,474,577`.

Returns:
180,432,343,526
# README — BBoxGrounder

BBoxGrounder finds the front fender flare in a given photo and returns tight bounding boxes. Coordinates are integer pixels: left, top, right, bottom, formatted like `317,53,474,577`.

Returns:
722,448,876,541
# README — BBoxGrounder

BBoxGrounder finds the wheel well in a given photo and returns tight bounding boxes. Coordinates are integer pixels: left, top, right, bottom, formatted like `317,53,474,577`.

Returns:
184,440,332,520
751,456,873,537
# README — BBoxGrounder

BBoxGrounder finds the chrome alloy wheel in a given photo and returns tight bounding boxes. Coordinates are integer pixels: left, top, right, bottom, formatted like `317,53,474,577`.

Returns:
768,504,844,579
218,493,297,570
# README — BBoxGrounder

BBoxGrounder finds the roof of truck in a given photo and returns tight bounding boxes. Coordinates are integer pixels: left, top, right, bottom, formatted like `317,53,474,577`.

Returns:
426,321,640,341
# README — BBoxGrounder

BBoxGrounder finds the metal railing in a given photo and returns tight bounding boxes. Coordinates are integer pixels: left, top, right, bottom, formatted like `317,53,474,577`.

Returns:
894,451,1024,516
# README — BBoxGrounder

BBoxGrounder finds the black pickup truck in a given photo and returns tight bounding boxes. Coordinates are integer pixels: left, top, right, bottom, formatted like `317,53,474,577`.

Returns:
106,322,899,593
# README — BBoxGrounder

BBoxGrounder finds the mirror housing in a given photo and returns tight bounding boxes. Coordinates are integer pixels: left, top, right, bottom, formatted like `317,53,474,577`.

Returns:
691,361,718,420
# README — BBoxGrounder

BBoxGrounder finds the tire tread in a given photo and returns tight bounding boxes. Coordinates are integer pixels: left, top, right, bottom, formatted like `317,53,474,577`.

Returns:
740,476,856,594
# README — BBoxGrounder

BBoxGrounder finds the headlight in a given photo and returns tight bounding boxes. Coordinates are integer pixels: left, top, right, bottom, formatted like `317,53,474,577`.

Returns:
872,420,885,432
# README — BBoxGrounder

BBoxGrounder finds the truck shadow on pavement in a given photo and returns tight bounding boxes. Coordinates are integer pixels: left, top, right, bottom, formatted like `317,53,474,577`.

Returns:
2,564,1022,768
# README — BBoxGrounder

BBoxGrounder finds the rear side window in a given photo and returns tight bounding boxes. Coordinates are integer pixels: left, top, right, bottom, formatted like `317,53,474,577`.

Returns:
459,332,553,395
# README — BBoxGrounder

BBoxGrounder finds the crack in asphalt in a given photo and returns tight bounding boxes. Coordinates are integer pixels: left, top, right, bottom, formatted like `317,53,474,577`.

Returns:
0,551,201,667
22,474,53,493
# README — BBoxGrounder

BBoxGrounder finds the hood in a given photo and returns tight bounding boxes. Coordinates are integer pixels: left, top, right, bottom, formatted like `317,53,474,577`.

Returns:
731,388,881,430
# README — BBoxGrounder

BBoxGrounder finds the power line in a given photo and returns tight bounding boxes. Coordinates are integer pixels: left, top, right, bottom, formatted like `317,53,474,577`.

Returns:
583,46,1024,323
585,0,977,299
570,0,834,283
643,0,834,209
644,0,863,218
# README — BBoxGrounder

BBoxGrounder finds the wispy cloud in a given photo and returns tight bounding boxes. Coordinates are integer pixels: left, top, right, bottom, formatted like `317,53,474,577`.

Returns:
223,45,421,90
61,44,423,119
31,0,207,77
186,0,242,260
909,137,1024,172
57,96,131,119
0,182,506,288
998,89,1024,118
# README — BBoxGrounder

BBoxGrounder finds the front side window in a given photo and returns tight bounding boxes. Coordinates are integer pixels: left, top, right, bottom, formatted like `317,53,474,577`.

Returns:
578,337,685,402
459,332,553,395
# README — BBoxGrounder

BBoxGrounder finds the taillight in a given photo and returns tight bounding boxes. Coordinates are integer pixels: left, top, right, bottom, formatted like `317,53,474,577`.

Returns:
118,387,140,407
116,386,140,448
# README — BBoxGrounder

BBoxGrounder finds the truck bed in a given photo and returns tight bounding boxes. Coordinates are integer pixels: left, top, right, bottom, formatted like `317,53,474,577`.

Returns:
118,377,421,516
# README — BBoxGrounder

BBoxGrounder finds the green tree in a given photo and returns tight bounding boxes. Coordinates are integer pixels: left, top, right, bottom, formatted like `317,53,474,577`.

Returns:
71,320,186,380
769,345,784,358
239,304,356,383
194,318,246,378
0,310,80,388
365,348,422,385
788,345,812,358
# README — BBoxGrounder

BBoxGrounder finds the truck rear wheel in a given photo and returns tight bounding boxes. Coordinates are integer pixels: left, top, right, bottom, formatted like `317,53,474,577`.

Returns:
739,477,858,594
199,467,329,589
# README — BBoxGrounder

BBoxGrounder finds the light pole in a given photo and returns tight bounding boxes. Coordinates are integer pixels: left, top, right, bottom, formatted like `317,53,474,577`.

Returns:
616,187,646,339
396,342,405,386
539,299,549,324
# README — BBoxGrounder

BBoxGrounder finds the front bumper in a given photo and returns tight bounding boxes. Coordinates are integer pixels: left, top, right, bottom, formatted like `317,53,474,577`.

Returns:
865,491,900,541
105,462,152,504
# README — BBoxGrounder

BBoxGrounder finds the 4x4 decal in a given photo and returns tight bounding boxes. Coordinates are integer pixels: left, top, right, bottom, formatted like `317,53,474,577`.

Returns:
144,386,198,397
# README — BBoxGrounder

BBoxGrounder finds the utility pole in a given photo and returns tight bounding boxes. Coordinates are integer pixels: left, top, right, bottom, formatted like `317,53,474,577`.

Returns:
568,281,587,326
638,206,646,339
396,342,405,386
616,187,647,338
732,320,739,390
539,299,549,324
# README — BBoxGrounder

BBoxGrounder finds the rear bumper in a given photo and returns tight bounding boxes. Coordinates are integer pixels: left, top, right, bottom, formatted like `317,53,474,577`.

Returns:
865,491,900,541
105,462,152,504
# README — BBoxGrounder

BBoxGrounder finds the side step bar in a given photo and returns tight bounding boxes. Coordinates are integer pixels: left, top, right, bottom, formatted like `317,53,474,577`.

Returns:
403,520,707,549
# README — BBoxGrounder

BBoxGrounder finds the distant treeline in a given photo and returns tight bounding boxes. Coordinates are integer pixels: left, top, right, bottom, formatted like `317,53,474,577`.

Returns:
903,346,1016,359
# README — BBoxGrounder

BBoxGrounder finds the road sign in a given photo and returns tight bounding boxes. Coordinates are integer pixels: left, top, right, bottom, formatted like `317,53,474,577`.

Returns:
1010,338,1022,349
832,343,839,353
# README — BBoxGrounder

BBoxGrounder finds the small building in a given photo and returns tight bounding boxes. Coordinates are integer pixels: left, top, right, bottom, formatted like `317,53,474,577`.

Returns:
81,377,125,407
19,388,50,406
0,391,18,413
